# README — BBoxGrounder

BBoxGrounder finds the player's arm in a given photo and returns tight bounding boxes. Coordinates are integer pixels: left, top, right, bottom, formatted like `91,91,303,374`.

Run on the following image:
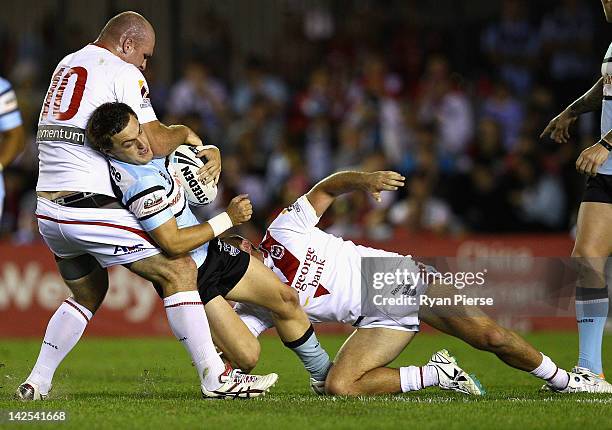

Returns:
602,0,612,22
142,121,221,184
116,65,221,183
148,195,252,256
0,124,25,170
306,171,405,217
540,77,603,144
0,81,25,169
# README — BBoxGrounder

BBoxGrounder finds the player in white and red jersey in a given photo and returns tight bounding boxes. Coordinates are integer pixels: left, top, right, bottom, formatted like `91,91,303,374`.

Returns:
227,171,609,394
17,11,261,401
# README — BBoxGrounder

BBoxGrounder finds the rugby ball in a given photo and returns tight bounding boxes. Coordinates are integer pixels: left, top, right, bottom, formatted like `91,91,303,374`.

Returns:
170,145,218,207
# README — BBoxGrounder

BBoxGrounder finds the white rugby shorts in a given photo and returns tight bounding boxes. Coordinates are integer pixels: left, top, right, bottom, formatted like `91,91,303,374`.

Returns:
235,246,431,335
354,245,429,332
36,197,161,268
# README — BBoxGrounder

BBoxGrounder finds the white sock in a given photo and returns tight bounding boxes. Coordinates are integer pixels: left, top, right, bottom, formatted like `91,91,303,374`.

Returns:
399,365,439,392
163,291,225,391
27,298,92,394
529,353,569,390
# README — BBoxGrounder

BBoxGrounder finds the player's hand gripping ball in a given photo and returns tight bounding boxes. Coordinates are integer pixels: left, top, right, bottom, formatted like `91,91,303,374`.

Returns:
170,145,218,206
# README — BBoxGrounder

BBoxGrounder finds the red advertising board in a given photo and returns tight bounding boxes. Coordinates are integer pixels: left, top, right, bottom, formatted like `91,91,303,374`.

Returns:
0,232,576,337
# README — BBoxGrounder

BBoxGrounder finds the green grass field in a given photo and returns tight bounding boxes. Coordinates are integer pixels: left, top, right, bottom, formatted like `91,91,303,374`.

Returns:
1,333,611,429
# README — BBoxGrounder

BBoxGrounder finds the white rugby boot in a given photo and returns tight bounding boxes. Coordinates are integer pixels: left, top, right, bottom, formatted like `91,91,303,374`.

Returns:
548,367,612,393
427,349,486,395
201,365,278,399
16,381,50,401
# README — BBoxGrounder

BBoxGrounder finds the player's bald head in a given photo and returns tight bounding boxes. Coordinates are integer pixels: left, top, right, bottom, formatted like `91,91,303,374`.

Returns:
96,11,155,71
98,11,154,44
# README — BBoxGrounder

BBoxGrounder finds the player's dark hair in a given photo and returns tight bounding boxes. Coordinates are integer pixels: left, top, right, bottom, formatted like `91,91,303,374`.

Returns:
87,102,136,152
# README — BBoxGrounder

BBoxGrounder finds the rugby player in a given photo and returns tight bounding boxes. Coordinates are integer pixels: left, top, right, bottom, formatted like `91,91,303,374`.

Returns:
18,11,276,400
0,76,25,221
86,102,333,395
224,170,612,394
539,0,612,384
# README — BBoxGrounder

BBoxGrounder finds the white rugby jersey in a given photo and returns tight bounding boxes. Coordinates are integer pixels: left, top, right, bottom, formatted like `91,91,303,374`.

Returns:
600,42,612,174
108,157,208,267
36,44,157,194
256,195,402,325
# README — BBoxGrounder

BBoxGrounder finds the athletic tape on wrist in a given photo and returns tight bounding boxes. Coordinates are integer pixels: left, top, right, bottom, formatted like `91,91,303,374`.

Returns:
208,212,233,237
599,139,612,151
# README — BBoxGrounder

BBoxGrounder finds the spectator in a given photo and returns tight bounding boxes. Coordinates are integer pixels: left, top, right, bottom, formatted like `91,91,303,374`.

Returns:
481,0,540,95
481,81,524,150
166,59,228,146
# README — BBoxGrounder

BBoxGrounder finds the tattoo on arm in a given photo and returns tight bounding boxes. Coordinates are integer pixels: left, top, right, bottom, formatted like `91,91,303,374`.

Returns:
567,77,604,117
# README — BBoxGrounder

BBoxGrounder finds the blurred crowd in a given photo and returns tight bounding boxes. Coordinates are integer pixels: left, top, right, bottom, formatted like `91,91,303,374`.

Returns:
0,0,608,242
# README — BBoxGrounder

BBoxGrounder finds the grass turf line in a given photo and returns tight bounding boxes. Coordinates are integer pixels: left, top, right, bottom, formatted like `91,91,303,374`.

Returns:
0,333,611,429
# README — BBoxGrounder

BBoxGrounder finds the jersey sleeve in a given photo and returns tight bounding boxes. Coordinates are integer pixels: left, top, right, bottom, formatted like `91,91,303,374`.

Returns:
267,195,321,233
0,78,23,131
109,161,174,231
113,66,157,124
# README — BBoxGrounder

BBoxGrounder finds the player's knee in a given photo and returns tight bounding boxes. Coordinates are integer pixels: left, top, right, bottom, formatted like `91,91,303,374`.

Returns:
325,374,357,396
279,286,300,310
64,268,109,313
478,326,511,351
157,256,198,295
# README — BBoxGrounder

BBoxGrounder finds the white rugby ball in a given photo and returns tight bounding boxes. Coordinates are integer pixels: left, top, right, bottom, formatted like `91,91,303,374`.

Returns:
170,145,218,207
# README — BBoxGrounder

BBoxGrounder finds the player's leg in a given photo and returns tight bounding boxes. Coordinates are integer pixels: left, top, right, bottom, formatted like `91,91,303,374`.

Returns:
126,254,230,392
128,252,278,399
216,247,331,383
18,254,108,400
227,256,307,340
419,281,572,390
325,328,414,395
325,327,483,396
204,297,261,372
572,201,611,377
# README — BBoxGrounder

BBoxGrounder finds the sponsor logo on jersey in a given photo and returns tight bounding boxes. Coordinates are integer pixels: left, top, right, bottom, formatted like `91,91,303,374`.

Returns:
113,244,145,255
143,194,163,209
138,80,149,98
168,187,182,208
391,283,417,297
282,202,301,214
270,244,285,260
294,247,327,293
138,79,152,108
